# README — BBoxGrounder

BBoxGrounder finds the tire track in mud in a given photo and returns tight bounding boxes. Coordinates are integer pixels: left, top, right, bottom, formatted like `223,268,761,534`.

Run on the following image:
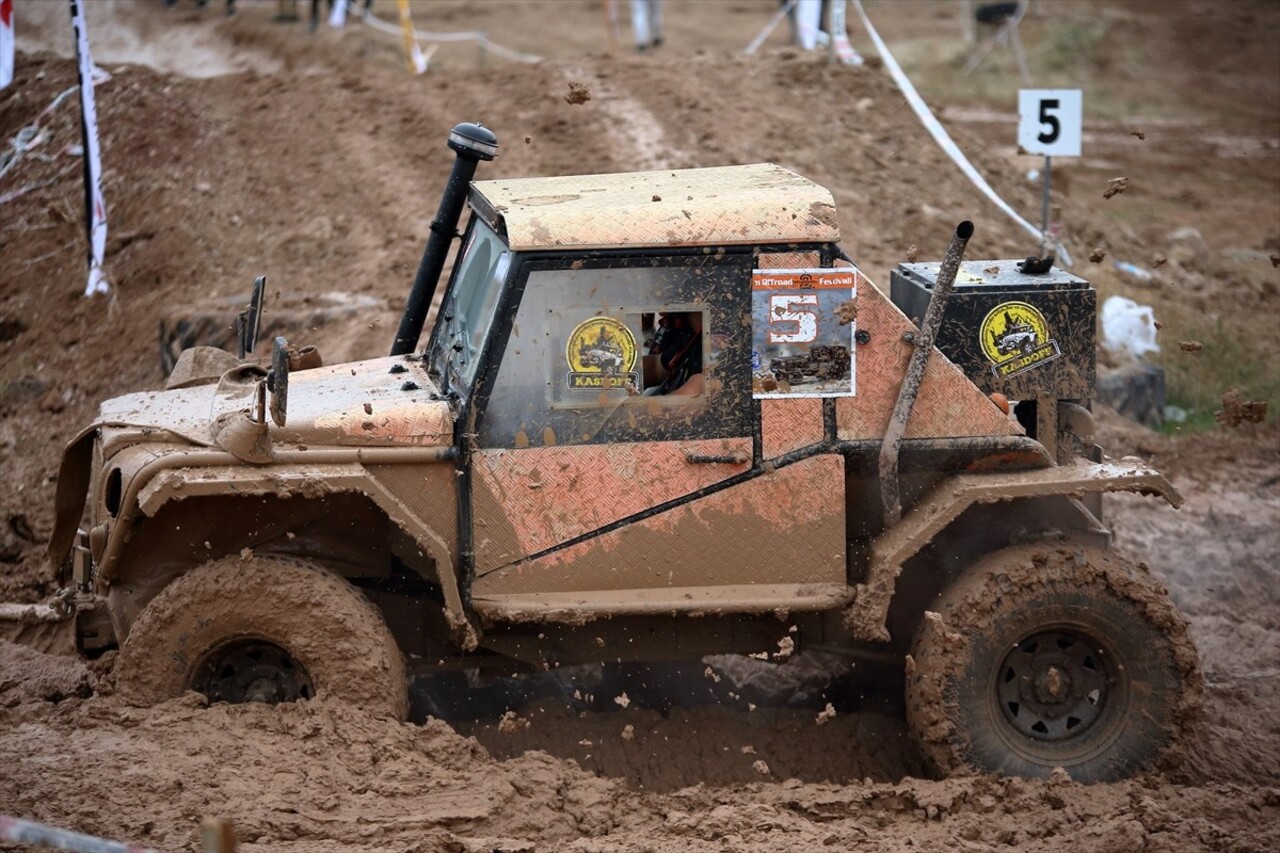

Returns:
1107,444,1280,788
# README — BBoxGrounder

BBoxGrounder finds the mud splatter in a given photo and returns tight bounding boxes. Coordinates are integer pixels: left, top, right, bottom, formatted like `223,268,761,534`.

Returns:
1216,388,1268,427
1104,177,1131,199
564,81,592,104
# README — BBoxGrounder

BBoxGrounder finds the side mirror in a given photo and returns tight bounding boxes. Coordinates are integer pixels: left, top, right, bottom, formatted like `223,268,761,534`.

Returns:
266,336,289,427
237,275,266,358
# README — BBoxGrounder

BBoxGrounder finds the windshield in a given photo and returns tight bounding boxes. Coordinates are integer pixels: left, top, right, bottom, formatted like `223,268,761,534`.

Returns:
427,218,511,396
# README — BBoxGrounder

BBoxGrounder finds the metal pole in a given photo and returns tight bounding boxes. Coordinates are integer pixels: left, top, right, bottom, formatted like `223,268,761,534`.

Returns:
1040,154,1051,253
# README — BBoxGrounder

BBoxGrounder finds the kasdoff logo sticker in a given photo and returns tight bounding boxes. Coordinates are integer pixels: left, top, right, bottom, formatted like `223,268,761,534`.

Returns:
566,316,639,391
979,301,1062,379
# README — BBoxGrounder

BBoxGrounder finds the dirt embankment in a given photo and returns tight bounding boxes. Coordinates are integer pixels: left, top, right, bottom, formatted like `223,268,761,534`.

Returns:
1,1,1278,851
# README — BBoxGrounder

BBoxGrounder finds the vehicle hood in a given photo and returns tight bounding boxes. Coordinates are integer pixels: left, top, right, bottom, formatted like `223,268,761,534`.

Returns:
96,355,455,451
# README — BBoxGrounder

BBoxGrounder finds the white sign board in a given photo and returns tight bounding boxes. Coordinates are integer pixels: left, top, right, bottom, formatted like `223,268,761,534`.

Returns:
1018,89,1082,157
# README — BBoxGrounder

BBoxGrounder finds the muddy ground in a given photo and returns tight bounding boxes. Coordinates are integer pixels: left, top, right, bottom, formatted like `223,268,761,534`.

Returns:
1,1,1278,851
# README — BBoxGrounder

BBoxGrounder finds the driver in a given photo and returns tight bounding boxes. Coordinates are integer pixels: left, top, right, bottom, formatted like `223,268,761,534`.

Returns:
650,311,704,397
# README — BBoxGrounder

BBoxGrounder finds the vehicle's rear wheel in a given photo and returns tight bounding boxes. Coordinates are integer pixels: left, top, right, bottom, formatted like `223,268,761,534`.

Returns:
115,555,408,719
905,543,1201,782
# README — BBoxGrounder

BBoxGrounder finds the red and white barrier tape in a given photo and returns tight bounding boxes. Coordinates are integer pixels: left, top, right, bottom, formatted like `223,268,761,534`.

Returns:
69,0,109,296
0,0,13,90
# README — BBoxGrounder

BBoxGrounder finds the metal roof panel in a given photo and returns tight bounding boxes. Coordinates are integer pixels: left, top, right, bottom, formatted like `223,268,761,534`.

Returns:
470,163,838,251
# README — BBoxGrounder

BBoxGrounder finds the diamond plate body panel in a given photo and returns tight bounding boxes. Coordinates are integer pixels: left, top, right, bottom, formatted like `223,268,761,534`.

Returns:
366,463,459,568
471,438,752,574
472,455,846,596
471,164,838,251
761,398,825,459
836,280,1021,440
757,251,822,270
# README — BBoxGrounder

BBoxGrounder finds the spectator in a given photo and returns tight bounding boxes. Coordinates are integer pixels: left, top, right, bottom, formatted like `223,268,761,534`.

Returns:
630,0,663,52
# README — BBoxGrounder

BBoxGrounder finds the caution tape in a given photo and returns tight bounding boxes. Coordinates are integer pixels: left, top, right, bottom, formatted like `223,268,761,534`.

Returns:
744,0,796,55
0,814,158,853
0,85,77,183
70,0,110,296
850,0,1072,265
351,0,540,65
1,0,13,90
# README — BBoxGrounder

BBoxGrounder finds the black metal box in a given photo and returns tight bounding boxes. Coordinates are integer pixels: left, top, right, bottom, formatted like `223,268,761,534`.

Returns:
890,260,1096,401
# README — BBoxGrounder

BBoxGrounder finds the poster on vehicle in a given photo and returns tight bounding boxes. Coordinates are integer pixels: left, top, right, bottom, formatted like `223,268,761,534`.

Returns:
752,267,859,399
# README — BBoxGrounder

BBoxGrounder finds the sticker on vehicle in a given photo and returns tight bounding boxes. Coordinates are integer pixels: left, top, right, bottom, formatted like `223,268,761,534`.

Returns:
751,268,859,398
979,301,1062,378
565,316,639,391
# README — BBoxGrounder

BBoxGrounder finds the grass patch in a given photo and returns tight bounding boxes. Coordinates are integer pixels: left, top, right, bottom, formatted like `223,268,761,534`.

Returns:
1039,18,1111,73
1152,310,1280,432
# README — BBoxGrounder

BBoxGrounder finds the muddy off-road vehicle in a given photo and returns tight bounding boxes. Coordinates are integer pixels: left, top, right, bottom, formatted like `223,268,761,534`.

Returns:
26,123,1200,783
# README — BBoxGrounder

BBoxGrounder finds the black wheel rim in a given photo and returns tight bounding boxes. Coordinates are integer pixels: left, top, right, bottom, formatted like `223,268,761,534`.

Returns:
193,639,314,705
995,629,1113,742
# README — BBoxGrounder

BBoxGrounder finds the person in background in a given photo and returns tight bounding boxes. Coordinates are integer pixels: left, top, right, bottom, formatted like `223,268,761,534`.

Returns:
310,0,375,32
630,0,663,52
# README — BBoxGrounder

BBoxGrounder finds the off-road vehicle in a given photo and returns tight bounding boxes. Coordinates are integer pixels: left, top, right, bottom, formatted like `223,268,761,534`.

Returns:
32,123,1199,782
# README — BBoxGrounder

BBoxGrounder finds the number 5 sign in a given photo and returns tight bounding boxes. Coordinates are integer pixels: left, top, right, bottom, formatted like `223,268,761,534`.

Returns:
751,268,859,399
1019,89,1082,157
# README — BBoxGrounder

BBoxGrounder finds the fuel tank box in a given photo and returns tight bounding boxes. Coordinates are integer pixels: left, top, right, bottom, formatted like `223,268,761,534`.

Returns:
890,260,1096,401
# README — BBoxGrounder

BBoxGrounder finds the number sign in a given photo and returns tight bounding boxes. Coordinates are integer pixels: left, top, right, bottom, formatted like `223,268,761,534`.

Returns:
751,268,858,399
1018,89,1082,157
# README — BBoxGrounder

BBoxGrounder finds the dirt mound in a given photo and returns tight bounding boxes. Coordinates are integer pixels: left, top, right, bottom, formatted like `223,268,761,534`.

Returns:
2,0,1278,849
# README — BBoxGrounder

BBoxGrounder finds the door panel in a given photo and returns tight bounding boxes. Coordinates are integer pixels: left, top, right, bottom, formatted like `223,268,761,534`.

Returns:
471,438,751,574
469,253,849,606
471,454,846,598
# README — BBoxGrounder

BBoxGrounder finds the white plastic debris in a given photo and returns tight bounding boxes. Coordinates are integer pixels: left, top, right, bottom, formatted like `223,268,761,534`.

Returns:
1113,260,1155,282
1101,295,1160,357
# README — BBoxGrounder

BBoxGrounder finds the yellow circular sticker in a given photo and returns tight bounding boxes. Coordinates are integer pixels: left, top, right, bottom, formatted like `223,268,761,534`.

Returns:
566,317,638,390
979,301,1061,378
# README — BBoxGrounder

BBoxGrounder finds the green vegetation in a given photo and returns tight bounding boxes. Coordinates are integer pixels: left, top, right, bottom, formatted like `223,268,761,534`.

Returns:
1154,310,1280,433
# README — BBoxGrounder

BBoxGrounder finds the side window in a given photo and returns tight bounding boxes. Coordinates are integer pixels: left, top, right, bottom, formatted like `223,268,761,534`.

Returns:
478,258,751,448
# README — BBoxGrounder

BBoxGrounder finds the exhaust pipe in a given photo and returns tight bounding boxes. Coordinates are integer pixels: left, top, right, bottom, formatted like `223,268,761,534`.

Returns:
391,122,499,356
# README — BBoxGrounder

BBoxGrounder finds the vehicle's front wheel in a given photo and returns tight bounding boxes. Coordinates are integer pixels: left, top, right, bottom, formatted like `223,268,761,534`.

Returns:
905,543,1201,782
115,555,408,719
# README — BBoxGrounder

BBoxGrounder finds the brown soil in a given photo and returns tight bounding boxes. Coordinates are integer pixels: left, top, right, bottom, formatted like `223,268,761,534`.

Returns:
2,1,1278,851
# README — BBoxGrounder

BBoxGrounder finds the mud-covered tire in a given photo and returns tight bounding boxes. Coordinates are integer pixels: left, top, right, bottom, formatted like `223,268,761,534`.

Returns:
115,555,408,720
905,542,1201,782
